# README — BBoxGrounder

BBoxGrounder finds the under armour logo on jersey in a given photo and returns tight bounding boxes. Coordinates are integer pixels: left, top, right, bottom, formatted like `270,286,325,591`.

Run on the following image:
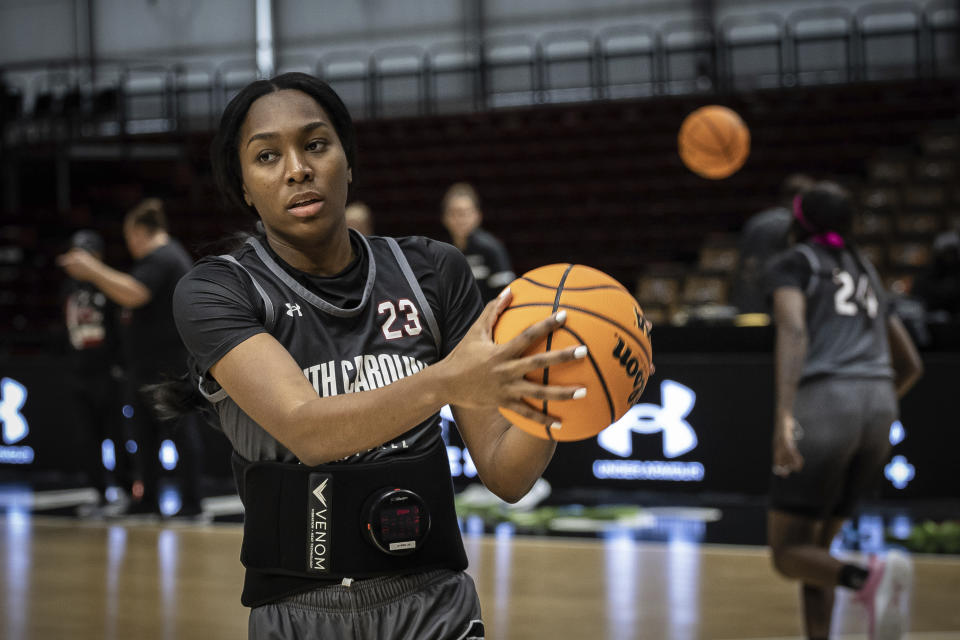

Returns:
285,303,303,317
0,377,29,445
598,379,697,458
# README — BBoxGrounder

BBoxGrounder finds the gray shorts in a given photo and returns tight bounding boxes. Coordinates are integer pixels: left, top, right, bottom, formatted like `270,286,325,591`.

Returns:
770,376,897,519
248,569,483,640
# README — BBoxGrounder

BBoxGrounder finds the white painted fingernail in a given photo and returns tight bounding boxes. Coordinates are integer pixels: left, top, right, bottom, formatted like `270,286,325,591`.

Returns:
550,421,562,430
574,345,588,359
555,310,567,323
499,286,511,299
572,388,587,399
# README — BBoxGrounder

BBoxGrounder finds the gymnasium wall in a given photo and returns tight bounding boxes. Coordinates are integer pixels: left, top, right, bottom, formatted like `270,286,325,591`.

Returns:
0,0,250,66
0,0,933,66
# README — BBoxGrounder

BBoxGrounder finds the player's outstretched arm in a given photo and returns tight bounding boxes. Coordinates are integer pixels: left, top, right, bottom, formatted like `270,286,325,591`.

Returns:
208,290,584,466
57,248,151,308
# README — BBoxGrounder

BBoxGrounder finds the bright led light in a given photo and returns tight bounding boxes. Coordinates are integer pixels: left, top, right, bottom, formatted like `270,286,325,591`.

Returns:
889,420,905,446
159,440,179,471
101,439,116,471
890,514,913,539
884,455,915,490
159,487,181,516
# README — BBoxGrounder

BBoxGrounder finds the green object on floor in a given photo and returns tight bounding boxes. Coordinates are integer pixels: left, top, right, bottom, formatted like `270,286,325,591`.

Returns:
455,500,646,533
889,520,960,554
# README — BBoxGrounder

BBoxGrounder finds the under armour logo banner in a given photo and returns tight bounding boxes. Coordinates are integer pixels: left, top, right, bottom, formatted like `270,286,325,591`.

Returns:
598,379,697,459
1,377,28,445
286,303,303,317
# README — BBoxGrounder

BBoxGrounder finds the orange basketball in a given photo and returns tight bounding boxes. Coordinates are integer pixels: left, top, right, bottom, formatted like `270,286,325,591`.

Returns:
492,264,653,442
677,105,750,179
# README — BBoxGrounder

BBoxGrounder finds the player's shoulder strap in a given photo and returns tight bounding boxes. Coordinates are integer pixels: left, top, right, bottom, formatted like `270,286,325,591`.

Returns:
847,243,890,310
219,253,278,332
795,243,826,298
194,252,278,404
382,235,442,355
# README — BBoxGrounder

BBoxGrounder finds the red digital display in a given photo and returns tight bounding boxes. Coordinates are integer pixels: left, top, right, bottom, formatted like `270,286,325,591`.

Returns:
380,505,421,542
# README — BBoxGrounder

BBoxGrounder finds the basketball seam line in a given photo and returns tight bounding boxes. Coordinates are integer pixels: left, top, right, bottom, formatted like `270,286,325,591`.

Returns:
556,325,616,424
679,134,735,160
542,264,574,440
514,325,616,436
503,302,652,363
697,113,737,163
520,278,625,293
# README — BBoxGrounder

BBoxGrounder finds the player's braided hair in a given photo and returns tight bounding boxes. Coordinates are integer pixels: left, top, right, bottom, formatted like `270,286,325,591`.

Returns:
795,180,887,304
792,181,853,242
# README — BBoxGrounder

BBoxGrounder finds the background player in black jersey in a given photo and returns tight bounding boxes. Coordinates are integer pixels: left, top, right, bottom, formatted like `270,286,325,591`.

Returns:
765,181,923,640
912,229,960,321
58,200,205,519
60,229,129,516
165,72,589,639
441,182,516,303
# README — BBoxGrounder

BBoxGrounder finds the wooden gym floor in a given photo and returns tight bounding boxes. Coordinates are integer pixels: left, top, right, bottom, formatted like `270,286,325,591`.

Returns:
1,514,958,640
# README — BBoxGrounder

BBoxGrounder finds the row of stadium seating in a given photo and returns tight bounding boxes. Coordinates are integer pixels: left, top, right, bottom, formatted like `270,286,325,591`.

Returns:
0,78,956,348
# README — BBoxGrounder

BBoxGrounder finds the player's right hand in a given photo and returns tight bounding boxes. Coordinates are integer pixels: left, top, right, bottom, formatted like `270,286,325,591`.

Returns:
438,288,587,421
772,414,804,477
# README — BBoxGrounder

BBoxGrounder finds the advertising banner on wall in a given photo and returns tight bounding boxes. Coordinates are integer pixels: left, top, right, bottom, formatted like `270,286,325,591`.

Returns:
445,353,955,500
2,352,955,501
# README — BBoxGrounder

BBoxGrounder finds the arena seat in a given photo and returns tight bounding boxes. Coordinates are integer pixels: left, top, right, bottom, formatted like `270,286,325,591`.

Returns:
889,241,933,269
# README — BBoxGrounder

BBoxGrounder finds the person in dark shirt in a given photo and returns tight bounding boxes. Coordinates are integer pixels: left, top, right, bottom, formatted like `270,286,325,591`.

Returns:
157,72,588,639
441,182,516,303
764,181,923,640
730,173,814,315
57,199,204,519
912,229,960,320
60,229,128,515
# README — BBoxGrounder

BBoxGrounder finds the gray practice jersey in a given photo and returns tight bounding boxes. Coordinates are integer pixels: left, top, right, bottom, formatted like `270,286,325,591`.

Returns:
766,241,894,382
173,230,483,463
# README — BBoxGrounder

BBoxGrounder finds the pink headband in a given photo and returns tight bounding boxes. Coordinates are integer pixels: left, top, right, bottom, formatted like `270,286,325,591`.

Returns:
793,194,845,249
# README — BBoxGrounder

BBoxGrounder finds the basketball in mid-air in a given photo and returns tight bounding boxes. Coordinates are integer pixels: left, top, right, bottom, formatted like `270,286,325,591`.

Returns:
677,105,751,179
493,264,652,442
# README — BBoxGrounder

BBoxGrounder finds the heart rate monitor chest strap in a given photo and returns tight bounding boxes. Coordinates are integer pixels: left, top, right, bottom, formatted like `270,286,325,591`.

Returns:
232,437,467,581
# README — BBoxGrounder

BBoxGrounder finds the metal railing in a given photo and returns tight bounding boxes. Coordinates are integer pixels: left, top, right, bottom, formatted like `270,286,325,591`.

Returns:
0,0,955,143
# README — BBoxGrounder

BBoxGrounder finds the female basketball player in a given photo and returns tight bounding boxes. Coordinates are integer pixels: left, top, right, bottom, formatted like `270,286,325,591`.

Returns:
765,181,923,640
167,72,588,639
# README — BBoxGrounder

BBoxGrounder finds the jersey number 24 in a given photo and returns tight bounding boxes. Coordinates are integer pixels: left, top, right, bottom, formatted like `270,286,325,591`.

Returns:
833,270,878,318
